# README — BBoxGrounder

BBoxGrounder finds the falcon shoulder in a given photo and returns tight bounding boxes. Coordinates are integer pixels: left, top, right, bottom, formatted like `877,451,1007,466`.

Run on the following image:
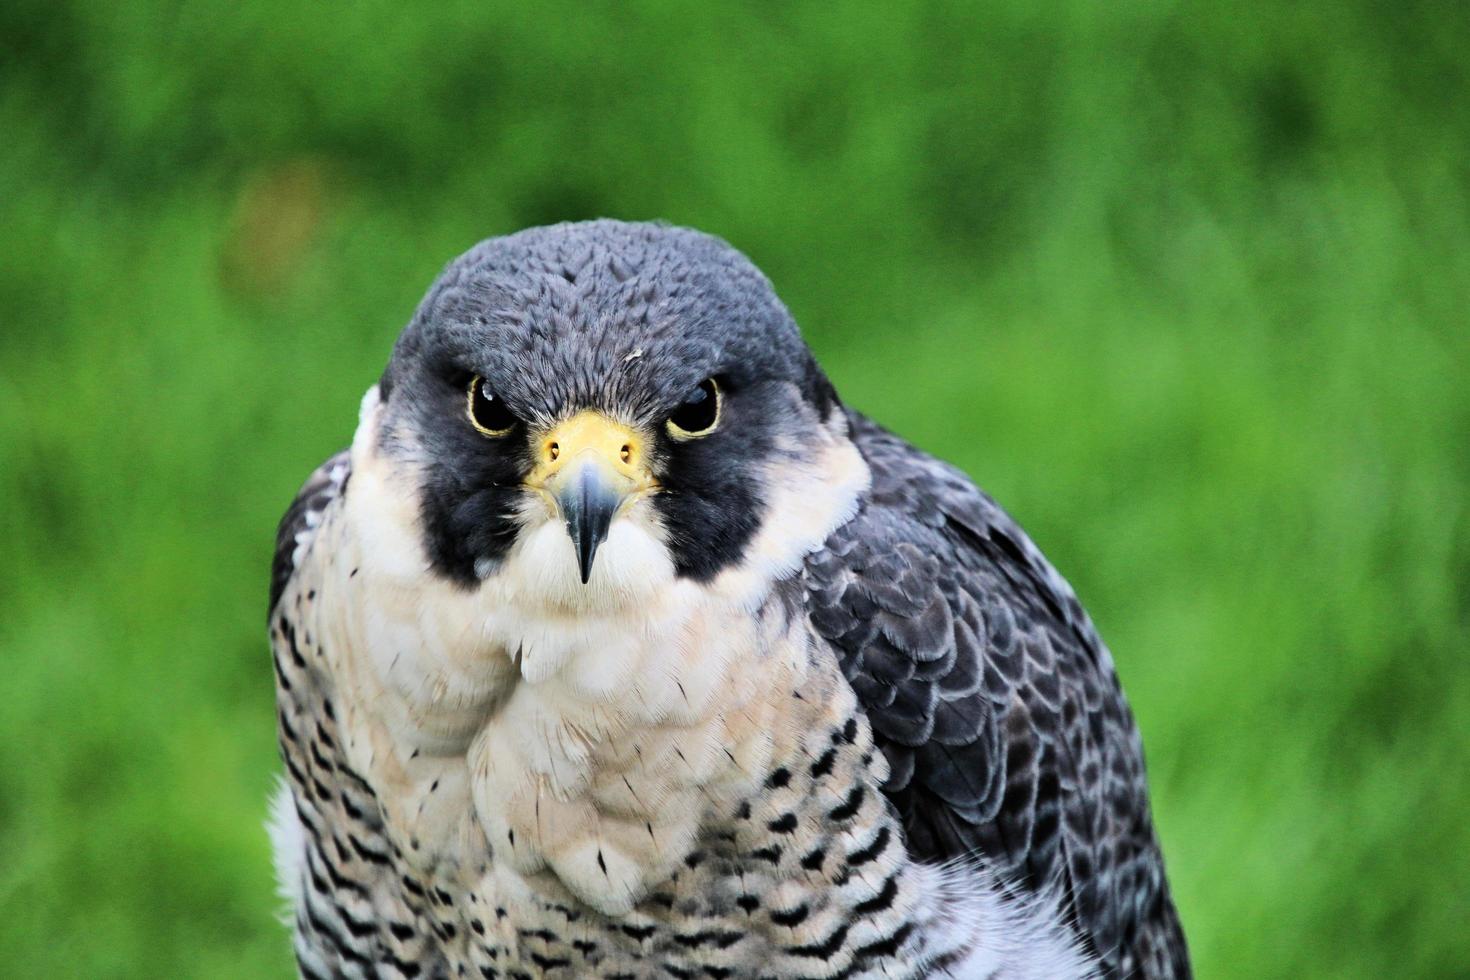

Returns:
269,448,351,617
803,413,1190,979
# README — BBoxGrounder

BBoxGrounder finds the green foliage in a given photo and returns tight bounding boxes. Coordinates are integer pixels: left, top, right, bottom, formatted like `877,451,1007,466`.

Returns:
2,2,1466,976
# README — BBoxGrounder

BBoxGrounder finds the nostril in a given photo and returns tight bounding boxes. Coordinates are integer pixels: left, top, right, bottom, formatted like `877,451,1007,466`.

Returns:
549,442,559,461
620,444,632,463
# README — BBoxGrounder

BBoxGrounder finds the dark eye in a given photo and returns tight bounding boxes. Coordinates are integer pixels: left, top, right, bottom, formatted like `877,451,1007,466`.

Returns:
666,378,721,438
466,376,518,436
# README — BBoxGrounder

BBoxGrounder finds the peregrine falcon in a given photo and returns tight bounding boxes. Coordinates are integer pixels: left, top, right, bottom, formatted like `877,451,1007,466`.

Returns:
268,220,1189,979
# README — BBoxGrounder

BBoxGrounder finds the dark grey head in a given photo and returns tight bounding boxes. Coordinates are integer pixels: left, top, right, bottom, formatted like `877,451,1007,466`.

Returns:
373,220,844,587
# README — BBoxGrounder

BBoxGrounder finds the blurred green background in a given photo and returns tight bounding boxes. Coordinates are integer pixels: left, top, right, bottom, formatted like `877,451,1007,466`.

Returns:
2,2,1467,977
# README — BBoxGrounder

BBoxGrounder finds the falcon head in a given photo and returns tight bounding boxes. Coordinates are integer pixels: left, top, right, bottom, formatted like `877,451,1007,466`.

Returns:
356,221,869,610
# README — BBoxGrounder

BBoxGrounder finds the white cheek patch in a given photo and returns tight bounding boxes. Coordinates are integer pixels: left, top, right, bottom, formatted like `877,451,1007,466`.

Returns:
710,416,871,610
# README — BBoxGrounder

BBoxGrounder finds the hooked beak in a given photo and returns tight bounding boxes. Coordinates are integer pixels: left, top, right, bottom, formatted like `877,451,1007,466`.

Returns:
558,463,622,584
528,412,651,584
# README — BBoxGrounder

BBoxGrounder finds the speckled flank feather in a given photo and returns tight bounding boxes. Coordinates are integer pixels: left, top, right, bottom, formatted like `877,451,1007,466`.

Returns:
266,219,1187,979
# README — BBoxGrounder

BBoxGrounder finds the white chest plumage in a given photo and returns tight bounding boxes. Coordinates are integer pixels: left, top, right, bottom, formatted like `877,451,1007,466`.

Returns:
319,390,871,913
271,388,1095,978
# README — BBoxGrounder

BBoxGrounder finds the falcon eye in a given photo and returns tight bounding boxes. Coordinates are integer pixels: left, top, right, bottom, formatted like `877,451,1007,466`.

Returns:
666,378,721,438
466,376,518,436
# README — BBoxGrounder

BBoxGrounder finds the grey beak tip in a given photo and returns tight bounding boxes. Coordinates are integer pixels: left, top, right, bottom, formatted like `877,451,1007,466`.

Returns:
560,465,620,585
575,520,598,584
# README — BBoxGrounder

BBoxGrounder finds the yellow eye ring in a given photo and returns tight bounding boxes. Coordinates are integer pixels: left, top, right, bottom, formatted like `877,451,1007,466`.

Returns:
466,375,517,436
666,378,721,439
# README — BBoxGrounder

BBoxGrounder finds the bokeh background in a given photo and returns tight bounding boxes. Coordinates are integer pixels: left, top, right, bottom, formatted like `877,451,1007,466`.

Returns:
3,3,1467,977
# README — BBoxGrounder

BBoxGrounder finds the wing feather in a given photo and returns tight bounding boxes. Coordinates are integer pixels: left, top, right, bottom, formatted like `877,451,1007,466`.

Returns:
269,449,351,617
804,413,1190,979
